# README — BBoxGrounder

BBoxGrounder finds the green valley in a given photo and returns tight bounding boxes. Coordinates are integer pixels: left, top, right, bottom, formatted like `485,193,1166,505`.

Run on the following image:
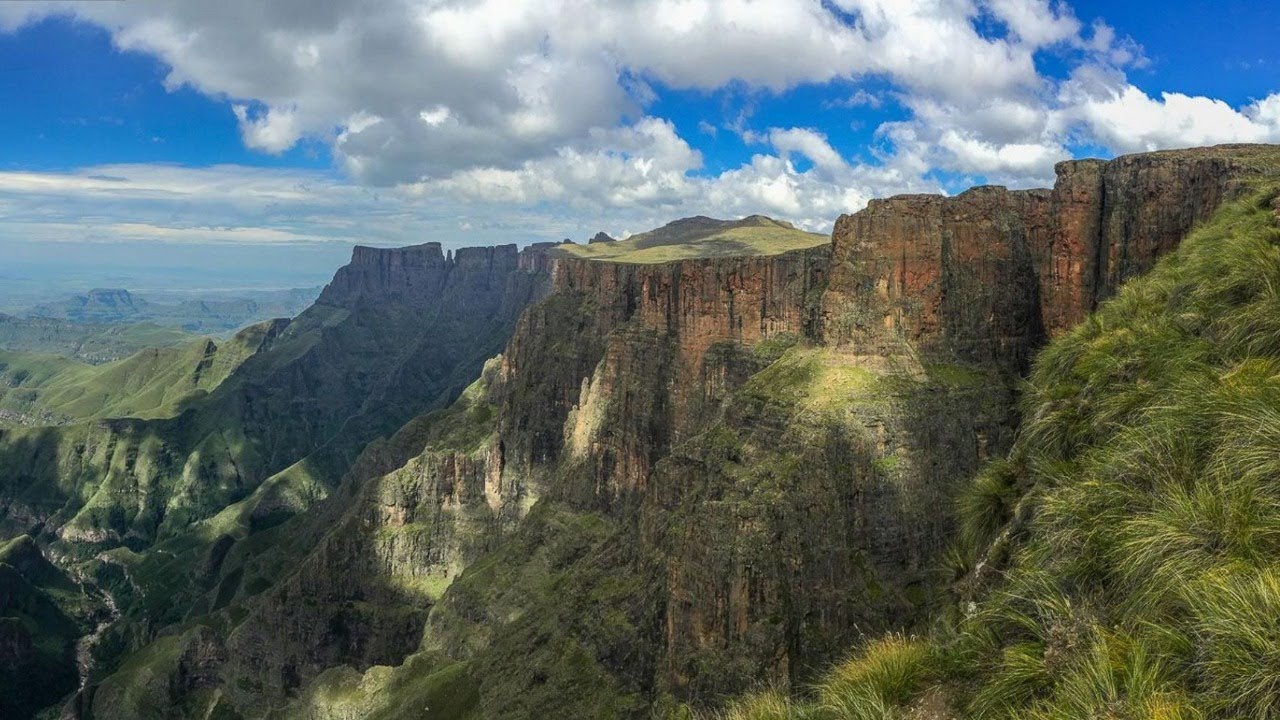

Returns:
5,147,1280,720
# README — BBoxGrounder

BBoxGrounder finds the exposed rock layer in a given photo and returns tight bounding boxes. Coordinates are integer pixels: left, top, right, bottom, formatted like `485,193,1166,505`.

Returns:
28,145,1280,718
823,145,1279,373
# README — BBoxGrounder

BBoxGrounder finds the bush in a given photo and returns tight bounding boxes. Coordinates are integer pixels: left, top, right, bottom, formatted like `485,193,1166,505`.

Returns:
814,635,932,720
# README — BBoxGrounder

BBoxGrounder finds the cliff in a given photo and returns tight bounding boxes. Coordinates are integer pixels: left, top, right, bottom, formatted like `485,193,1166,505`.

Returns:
496,249,827,498
404,145,1280,715
0,242,551,718
30,145,1280,720
712,151,1280,719
824,144,1280,372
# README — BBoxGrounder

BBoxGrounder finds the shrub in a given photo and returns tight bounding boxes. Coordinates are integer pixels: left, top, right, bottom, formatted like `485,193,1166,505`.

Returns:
814,635,932,720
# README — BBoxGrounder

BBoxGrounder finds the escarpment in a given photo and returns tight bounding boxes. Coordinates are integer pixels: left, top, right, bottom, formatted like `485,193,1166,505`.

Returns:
494,248,828,500
0,242,552,718
823,145,1280,373
16,145,1280,720
400,145,1280,714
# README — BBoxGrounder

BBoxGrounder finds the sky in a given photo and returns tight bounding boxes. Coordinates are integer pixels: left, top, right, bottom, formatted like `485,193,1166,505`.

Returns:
0,0,1278,293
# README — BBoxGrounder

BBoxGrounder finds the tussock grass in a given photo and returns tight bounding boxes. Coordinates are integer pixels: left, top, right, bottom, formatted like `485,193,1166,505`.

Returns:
705,186,1280,719
715,691,806,720
949,189,1280,718
815,635,932,720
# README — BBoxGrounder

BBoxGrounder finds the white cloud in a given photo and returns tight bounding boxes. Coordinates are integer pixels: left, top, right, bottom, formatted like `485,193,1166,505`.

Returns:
233,104,303,154
984,0,1080,48
2,1,1061,181
1059,68,1280,153
768,128,848,173
0,0,1277,248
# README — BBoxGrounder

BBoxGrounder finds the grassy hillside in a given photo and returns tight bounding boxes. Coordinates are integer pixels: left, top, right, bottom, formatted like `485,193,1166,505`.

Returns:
25,286,320,332
0,322,275,426
0,534,96,719
704,189,1280,718
0,313,195,363
551,215,828,263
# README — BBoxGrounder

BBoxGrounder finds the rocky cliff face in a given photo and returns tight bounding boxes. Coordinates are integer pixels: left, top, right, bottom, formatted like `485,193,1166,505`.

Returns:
51,145,1280,720
494,249,827,501
0,242,552,718
823,145,1280,373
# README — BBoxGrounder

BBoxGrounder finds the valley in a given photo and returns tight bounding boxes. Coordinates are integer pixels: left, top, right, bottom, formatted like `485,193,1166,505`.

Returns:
2,144,1280,719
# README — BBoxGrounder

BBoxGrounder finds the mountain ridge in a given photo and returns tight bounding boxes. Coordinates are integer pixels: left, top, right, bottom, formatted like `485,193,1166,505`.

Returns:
4,144,1280,719
551,213,828,264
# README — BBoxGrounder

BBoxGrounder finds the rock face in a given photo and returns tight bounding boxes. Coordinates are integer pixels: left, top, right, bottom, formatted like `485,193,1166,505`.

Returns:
32,145,1280,719
495,249,826,500
0,242,552,718
823,145,1279,373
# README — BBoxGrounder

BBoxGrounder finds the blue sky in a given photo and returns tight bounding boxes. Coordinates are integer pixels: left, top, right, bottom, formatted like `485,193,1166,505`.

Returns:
0,0,1278,294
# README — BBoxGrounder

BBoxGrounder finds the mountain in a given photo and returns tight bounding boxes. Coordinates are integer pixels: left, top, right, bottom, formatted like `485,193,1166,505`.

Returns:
718,150,1280,719
25,286,321,333
4,146,1280,719
0,313,195,363
0,242,549,718
551,214,828,263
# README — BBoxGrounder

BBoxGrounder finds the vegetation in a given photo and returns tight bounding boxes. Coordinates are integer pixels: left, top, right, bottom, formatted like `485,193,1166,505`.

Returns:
703,188,1280,719
0,323,272,425
0,313,194,363
0,535,93,718
551,215,827,263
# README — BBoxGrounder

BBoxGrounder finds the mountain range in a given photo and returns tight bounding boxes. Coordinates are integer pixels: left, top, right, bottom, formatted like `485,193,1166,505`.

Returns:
2,144,1280,719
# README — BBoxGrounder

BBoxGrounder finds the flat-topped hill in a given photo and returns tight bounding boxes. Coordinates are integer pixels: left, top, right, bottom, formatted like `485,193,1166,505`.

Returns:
550,214,828,263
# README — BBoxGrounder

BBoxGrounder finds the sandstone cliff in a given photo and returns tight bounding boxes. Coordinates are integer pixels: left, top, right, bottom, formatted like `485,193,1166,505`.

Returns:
49,145,1280,720
824,144,1280,372
0,242,551,718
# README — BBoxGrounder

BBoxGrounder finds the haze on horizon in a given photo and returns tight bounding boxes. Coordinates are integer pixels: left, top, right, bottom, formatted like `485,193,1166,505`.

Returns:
2,0,1279,295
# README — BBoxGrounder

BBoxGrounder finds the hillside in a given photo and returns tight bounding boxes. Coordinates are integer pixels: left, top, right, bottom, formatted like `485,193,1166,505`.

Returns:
550,215,828,263
709,175,1280,719
0,324,275,427
0,313,195,363
5,145,1280,719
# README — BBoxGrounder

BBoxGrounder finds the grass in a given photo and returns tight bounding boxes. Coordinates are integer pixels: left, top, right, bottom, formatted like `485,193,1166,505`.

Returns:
0,314,195,364
815,635,933,719
551,215,827,264
0,322,268,425
705,186,1280,719
741,346,882,416
951,189,1280,718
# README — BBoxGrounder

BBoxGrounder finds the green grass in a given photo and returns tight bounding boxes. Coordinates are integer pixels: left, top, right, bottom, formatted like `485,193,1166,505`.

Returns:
815,635,933,719
706,186,1280,719
938,188,1280,719
741,346,883,415
0,314,196,363
551,215,827,263
0,321,269,425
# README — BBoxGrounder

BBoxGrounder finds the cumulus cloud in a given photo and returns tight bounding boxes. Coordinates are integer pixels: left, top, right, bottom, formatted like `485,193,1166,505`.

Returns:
0,0,1277,245
1059,68,1280,153
233,105,303,154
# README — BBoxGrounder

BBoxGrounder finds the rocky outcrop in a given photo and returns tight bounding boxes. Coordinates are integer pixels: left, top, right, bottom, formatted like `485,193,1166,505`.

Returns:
51,146,1280,719
823,144,1280,373
494,248,827,501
